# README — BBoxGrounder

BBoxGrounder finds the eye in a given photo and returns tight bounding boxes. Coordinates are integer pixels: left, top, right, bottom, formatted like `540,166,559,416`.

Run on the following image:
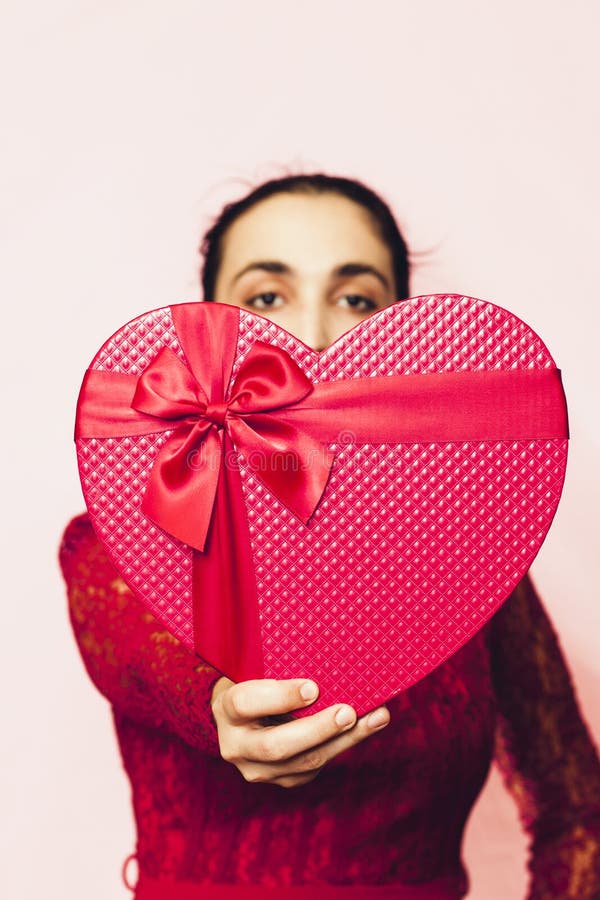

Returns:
336,294,378,313
245,291,285,310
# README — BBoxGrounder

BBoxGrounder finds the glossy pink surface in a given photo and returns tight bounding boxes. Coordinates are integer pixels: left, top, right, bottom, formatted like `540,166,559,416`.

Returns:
76,294,568,716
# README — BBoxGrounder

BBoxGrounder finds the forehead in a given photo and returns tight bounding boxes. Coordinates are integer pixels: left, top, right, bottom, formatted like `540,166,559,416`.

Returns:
218,192,392,276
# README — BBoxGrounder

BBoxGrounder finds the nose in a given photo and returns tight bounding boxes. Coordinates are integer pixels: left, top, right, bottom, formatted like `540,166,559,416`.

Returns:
293,305,329,353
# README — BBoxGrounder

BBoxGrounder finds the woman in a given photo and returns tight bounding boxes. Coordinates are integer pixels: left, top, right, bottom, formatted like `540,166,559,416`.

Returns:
59,173,600,898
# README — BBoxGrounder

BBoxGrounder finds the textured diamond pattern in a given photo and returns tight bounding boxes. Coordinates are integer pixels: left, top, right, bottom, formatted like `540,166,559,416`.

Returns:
76,295,568,716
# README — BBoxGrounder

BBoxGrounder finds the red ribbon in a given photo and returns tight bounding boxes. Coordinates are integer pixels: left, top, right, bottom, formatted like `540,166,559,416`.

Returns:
129,340,334,552
76,302,569,681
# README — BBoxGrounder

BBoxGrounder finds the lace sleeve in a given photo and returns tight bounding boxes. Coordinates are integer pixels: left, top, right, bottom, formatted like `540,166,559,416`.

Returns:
487,572,600,899
58,513,223,757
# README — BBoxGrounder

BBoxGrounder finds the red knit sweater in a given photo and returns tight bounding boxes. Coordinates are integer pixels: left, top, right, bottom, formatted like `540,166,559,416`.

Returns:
59,513,600,898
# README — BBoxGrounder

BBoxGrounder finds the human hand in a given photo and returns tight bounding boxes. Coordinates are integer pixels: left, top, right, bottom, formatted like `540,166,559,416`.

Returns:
210,676,390,788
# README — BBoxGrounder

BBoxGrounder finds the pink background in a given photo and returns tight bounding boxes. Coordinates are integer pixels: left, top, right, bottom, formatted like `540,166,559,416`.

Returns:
2,2,599,898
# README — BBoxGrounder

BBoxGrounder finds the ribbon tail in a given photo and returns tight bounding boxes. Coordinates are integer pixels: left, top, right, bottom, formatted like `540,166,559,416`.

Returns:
141,422,219,552
229,415,334,523
191,431,264,682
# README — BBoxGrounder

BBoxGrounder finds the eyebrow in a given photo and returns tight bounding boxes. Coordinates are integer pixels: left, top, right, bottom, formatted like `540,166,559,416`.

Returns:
231,260,391,291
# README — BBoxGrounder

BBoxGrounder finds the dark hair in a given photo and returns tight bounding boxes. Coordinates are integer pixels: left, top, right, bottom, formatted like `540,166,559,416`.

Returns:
198,173,410,301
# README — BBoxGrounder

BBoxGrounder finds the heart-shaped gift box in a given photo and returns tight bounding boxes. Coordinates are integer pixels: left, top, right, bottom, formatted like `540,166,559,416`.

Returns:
75,294,568,717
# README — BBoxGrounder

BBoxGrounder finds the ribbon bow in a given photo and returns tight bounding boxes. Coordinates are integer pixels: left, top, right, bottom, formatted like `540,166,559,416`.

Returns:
131,341,334,553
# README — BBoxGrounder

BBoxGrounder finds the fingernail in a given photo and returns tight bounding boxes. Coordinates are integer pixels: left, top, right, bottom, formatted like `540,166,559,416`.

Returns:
300,681,318,701
367,709,389,729
335,706,355,728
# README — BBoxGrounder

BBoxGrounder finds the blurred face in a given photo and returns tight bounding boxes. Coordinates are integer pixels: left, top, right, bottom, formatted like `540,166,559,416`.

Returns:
212,192,398,352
